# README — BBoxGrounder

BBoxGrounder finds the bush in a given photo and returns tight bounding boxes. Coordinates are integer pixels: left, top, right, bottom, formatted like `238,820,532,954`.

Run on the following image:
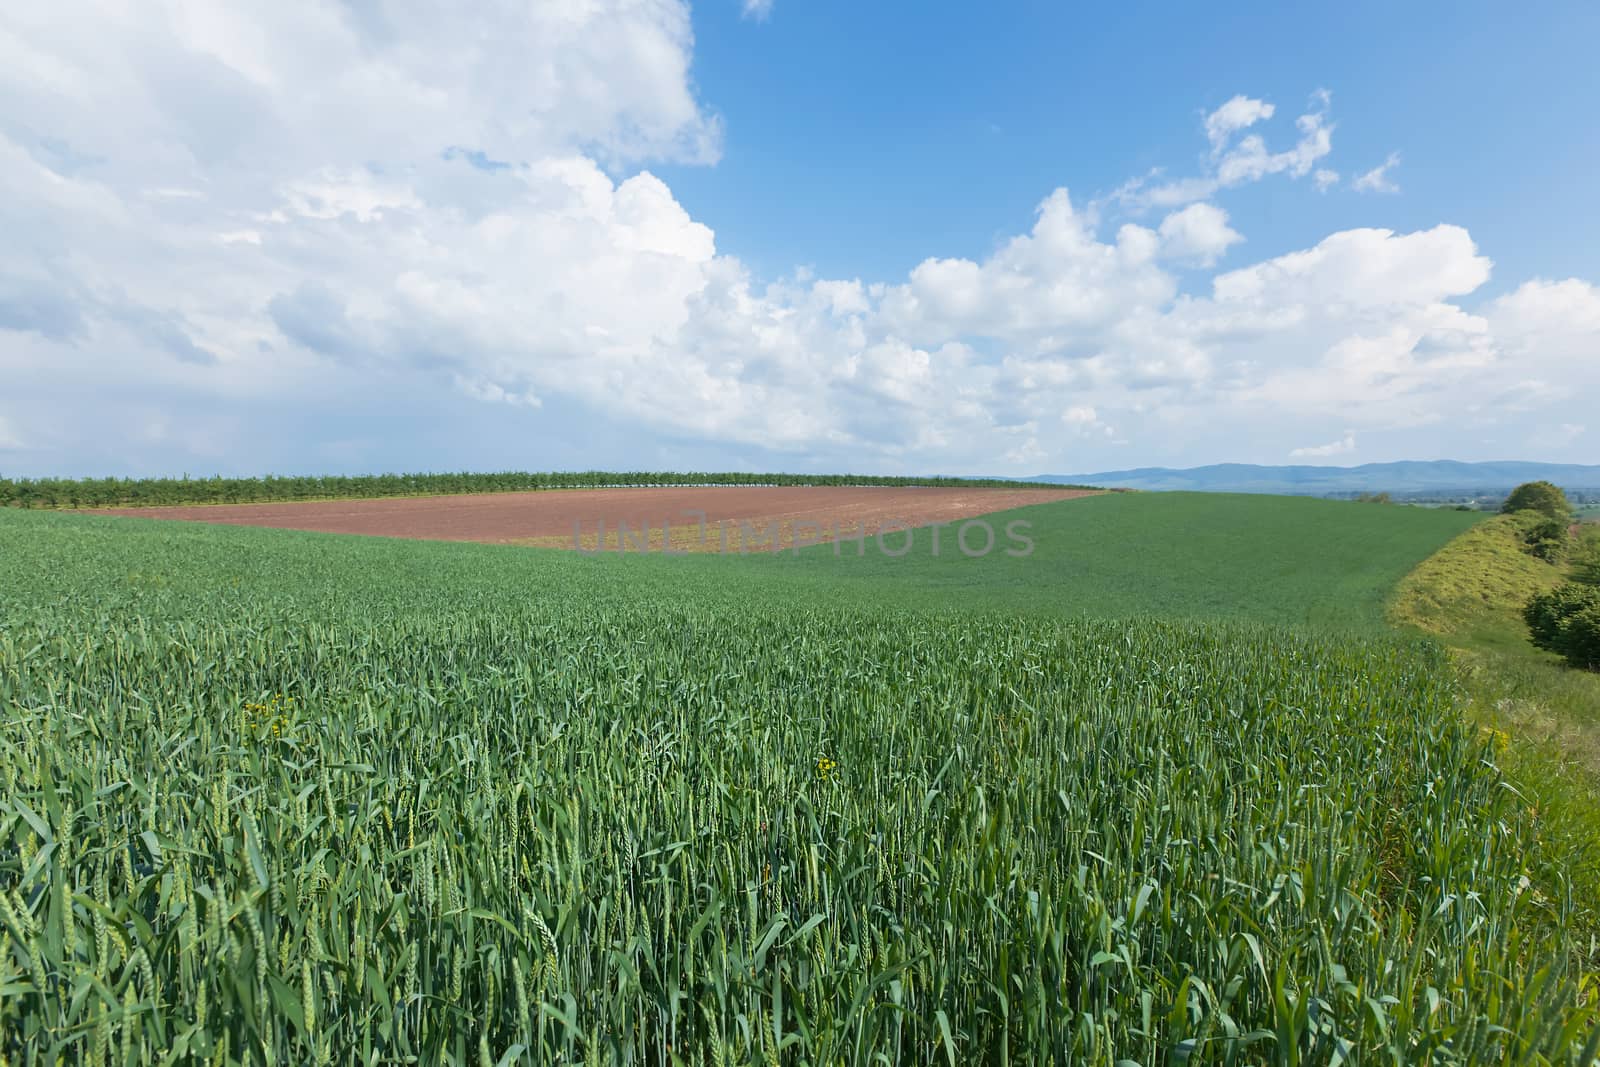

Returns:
1524,516,1572,562
1563,605,1600,669
1572,528,1600,586
1524,582,1600,668
1502,480,1573,520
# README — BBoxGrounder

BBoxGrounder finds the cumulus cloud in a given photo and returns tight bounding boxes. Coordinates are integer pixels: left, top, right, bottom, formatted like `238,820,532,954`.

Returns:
1489,278,1600,342
1156,203,1243,266
1208,225,1490,310
1482,279,1600,404
1166,226,1507,436
1290,432,1355,458
875,189,1177,348
1352,152,1401,194
0,4,1596,477
1061,405,1116,440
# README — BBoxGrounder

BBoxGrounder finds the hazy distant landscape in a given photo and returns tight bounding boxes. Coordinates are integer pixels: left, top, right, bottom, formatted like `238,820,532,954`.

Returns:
1032,460,1600,500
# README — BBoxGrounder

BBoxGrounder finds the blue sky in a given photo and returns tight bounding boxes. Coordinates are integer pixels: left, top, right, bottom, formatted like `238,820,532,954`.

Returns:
1,1,1597,478
668,0,1600,289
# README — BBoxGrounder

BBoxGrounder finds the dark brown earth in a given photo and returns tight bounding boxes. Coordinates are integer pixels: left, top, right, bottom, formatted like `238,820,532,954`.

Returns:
96,486,1100,550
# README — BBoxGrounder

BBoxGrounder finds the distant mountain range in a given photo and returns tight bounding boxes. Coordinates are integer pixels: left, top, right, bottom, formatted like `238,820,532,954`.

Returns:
1028,461,1600,496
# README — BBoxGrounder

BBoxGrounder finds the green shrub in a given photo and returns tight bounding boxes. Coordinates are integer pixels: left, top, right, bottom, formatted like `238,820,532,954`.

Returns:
1562,605,1600,669
1524,582,1600,666
1572,528,1600,586
1524,516,1573,562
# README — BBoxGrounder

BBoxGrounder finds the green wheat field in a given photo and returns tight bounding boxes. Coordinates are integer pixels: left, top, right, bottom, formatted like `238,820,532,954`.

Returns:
1,495,1596,1065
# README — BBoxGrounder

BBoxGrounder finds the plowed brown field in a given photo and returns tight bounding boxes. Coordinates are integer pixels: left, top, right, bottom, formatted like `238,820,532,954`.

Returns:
96,486,1098,551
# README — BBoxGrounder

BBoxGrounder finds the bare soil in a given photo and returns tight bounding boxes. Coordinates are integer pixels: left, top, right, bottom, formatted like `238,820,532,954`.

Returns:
96,486,1099,551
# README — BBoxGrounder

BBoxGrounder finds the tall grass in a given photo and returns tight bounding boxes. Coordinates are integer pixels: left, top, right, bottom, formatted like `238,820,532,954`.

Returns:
0,510,1595,1064
1389,510,1600,950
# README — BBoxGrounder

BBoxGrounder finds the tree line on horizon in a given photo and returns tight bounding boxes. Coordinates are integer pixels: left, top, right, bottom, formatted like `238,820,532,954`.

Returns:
0,470,1090,509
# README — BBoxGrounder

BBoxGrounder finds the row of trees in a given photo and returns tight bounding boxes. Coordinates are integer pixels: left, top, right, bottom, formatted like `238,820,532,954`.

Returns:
0,470,1087,509
1506,481,1600,670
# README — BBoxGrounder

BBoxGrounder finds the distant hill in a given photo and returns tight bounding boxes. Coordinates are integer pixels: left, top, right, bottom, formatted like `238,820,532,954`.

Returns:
1028,461,1600,497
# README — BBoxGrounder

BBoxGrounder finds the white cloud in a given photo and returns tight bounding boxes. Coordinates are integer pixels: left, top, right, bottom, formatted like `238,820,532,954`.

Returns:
453,375,542,409
1003,435,1047,465
1313,169,1339,192
1489,278,1600,341
741,0,775,19
1483,278,1600,401
1165,227,1504,436
1157,203,1243,266
1116,90,1334,211
283,170,423,223
0,4,1595,478
1208,225,1489,310
1352,152,1401,194
1204,95,1275,152
875,189,1177,347
1290,432,1355,458
1061,405,1116,440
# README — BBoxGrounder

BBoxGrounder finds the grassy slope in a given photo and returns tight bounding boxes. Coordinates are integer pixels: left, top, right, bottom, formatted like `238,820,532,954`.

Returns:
1389,513,1600,764
1389,513,1600,933
1391,513,1570,648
